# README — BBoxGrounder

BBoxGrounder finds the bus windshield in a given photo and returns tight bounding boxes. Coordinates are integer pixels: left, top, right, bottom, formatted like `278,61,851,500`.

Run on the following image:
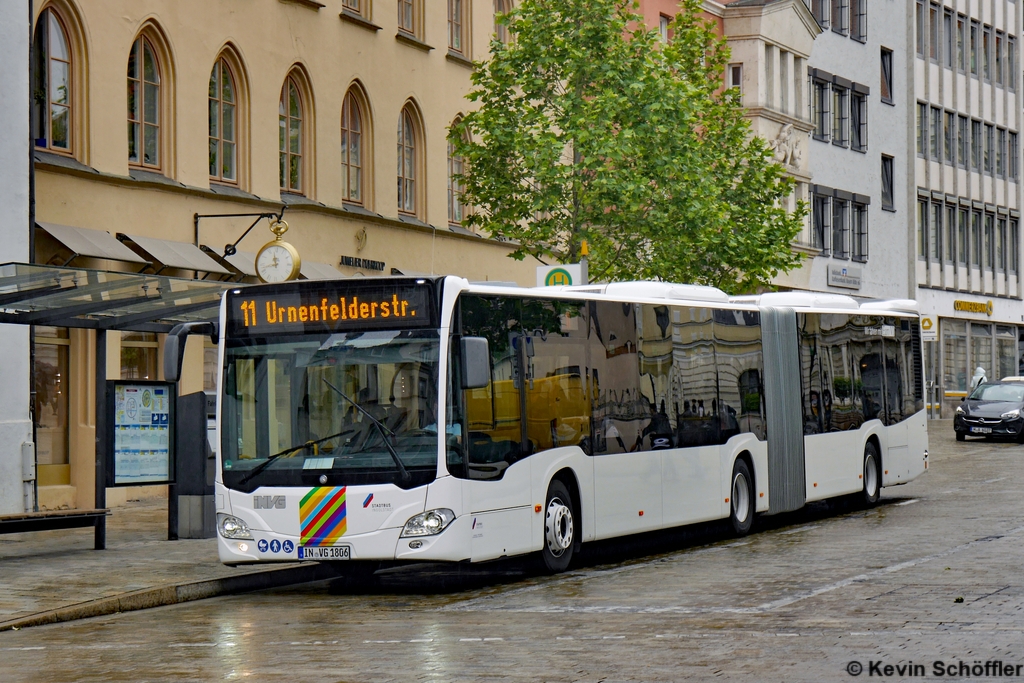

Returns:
221,329,441,492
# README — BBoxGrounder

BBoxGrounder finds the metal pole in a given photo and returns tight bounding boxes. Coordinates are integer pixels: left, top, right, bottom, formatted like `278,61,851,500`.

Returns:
94,328,106,550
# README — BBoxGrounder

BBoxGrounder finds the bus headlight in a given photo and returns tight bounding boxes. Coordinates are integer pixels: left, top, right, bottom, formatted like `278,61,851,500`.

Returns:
401,509,455,537
218,513,253,540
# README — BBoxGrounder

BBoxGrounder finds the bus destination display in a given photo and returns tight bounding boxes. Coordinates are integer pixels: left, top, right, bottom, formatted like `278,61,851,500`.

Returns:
227,284,434,336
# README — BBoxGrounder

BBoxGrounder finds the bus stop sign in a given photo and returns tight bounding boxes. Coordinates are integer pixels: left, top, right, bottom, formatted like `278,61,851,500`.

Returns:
537,264,583,287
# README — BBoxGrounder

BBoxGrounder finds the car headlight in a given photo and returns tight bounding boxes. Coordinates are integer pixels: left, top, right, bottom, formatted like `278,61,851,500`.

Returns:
955,405,965,414
401,509,456,537
217,513,253,540
1002,409,1021,419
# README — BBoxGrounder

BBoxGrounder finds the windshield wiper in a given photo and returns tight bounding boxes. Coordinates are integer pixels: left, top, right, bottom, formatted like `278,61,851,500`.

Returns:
238,428,352,486
322,379,412,485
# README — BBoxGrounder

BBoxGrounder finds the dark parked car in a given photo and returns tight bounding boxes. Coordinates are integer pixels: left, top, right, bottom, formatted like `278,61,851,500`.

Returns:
954,382,1024,442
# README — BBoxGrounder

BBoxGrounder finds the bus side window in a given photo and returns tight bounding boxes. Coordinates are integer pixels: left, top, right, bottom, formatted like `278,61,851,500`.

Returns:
589,301,638,454
798,313,823,435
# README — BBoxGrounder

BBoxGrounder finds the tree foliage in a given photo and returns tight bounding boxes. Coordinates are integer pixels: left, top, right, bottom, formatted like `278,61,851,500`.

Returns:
450,0,807,293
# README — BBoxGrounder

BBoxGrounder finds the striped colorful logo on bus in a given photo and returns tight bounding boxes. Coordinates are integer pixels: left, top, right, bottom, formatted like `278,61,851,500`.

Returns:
299,486,347,546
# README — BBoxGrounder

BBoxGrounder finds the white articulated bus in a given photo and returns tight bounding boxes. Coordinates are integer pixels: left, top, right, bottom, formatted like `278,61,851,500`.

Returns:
185,277,927,572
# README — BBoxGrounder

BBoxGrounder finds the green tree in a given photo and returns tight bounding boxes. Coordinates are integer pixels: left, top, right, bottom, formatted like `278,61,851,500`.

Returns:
451,0,807,293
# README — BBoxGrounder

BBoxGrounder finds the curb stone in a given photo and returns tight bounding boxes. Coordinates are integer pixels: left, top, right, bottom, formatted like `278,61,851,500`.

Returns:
0,563,338,632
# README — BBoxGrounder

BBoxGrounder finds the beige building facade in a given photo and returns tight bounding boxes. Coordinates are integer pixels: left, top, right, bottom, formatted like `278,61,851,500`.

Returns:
29,0,534,510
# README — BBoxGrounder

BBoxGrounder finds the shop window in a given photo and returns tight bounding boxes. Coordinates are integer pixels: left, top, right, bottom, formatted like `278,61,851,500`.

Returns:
971,323,992,382
31,8,73,153
33,327,70,480
121,331,158,380
943,319,968,394
997,326,1017,381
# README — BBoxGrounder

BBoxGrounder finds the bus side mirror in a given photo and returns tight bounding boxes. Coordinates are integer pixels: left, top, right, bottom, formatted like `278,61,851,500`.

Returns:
164,322,218,383
460,337,490,390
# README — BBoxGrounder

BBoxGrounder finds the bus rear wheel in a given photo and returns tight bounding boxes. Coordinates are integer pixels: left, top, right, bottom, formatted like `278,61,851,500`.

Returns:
862,442,881,506
540,480,575,574
729,459,754,536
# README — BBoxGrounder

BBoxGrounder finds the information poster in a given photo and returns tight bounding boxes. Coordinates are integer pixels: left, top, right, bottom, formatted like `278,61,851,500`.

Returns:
111,382,173,485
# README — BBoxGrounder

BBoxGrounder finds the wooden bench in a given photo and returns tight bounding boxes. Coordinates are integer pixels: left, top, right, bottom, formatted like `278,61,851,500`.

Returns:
0,509,109,535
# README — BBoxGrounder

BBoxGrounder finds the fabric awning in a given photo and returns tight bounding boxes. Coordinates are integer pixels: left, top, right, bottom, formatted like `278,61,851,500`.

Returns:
203,247,258,278
118,233,231,276
36,222,149,266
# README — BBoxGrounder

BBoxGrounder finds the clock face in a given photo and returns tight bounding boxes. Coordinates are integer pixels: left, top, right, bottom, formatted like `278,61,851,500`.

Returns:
256,243,298,283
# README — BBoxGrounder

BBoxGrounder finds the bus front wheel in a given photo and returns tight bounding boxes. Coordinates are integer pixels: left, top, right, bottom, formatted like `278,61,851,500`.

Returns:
540,480,575,573
729,459,754,536
862,442,881,506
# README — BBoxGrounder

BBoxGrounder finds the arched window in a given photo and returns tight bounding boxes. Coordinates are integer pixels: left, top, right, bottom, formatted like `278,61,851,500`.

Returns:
448,119,467,225
280,77,303,193
127,36,161,168
32,8,72,152
341,91,363,204
397,107,418,215
209,58,237,183
494,0,510,44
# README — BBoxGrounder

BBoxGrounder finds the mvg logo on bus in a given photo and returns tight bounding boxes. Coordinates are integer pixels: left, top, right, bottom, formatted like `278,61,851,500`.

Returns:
253,495,286,510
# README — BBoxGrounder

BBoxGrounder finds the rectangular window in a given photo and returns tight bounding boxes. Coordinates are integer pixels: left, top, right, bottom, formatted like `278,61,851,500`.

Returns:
985,123,994,174
881,48,894,103
728,64,742,92
970,20,979,75
813,79,830,140
996,31,1005,85
852,203,868,261
944,9,954,68
813,193,830,251
881,155,894,210
985,213,995,269
831,0,848,35
957,115,968,168
944,111,955,165
946,204,956,262
1009,37,1017,90
832,198,849,258
983,25,992,79
659,14,670,42
1010,131,1019,180
813,0,829,28
930,106,942,161
972,210,982,266
448,0,465,53
832,86,848,147
972,120,982,170
929,3,939,60
998,217,1007,271
1011,219,1019,273
916,2,925,56
917,199,928,257
917,102,927,156
851,91,867,151
957,15,966,71
398,0,415,35
850,0,866,42
997,128,1007,177
958,207,968,265
929,202,942,260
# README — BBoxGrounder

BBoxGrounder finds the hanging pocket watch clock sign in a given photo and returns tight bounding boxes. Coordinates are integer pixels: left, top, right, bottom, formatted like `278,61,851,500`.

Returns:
255,219,302,283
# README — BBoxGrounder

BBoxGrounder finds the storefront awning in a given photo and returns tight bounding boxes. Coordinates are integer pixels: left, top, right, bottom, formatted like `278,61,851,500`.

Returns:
0,262,234,332
300,260,344,280
117,234,231,277
35,222,149,267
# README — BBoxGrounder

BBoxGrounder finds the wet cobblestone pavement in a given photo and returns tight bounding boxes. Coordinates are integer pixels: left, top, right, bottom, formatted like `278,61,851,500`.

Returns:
3,421,1024,682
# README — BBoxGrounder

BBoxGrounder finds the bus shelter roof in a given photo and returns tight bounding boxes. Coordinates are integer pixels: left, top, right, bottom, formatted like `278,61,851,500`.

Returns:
0,262,235,333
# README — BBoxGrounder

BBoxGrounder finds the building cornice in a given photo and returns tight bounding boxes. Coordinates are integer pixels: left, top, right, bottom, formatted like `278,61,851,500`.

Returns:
722,0,823,43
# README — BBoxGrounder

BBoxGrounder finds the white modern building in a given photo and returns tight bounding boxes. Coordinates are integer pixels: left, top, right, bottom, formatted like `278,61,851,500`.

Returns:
776,0,912,302
0,0,35,514
913,0,1023,416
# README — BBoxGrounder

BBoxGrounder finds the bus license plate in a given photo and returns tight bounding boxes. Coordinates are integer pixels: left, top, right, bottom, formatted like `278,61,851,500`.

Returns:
299,545,351,560
971,426,992,434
